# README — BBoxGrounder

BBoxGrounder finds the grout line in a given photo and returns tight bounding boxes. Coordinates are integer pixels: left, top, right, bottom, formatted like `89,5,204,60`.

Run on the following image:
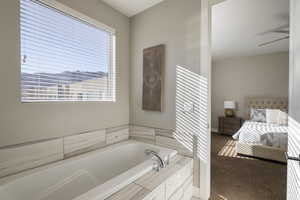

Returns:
0,137,62,150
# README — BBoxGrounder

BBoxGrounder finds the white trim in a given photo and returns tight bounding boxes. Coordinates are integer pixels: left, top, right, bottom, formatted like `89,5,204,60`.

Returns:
33,0,116,34
111,35,117,102
199,0,211,199
289,0,295,116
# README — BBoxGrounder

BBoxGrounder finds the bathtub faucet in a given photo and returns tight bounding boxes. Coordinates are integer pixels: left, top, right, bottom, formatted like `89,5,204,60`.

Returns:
145,149,166,169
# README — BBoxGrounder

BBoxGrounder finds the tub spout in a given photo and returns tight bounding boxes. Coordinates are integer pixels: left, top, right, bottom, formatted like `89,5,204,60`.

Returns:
145,149,166,168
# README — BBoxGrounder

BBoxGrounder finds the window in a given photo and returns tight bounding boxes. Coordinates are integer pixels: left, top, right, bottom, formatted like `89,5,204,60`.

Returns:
20,0,116,102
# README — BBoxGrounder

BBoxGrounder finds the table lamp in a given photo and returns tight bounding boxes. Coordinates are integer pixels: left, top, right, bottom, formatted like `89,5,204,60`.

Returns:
224,101,236,117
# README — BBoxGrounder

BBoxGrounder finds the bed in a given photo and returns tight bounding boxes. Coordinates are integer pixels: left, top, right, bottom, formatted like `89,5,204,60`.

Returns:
233,97,288,163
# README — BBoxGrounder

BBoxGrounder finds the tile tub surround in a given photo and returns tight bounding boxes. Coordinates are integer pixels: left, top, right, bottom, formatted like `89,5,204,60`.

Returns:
130,125,156,143
130,125,196,196
130,125,193,157
0,124,129,178
63,130,106,158
106,155,193,200
156,136,192,157
0,123,192,179
0,139,64,178
106,125,130,145
0,141,178,200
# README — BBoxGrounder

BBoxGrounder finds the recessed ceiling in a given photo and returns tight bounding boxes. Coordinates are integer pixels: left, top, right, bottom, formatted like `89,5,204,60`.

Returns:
212,0,289,60
101,0,164,17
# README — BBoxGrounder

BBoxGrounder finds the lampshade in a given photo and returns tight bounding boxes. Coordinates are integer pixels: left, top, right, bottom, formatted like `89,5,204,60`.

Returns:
224,101,236,109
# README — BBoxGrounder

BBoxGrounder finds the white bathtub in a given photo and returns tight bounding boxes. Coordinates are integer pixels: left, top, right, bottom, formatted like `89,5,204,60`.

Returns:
0,140,177,200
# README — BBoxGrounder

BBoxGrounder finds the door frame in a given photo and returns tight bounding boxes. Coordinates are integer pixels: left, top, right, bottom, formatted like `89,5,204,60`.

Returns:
196,0,212,199
206,0,292,200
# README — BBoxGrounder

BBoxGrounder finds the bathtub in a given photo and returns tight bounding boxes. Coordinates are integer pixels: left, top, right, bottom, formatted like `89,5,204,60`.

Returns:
0,140,177,200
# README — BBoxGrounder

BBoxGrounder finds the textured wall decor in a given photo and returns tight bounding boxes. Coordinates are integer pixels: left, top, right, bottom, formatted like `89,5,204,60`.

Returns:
142,44,165,112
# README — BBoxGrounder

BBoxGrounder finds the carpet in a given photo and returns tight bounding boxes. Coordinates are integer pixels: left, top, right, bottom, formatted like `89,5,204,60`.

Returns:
210,134,286,200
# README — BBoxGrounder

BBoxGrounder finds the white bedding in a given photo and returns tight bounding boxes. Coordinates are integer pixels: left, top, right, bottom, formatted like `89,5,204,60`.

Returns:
232,121,288,150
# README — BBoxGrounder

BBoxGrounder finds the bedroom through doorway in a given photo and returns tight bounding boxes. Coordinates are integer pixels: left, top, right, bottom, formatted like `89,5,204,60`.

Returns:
210,0,289,199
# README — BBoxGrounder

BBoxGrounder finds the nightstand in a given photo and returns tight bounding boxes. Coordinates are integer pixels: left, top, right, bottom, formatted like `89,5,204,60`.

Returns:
218,117,243,136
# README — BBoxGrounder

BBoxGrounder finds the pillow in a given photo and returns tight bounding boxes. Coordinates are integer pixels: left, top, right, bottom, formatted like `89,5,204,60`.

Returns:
250,108,266,122
277,111,288,125
266,109,280,124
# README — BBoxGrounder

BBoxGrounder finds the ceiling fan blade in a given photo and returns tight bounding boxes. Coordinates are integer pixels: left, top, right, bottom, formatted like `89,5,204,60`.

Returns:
259,36,289,47
271,30,289,34
258,24,289,35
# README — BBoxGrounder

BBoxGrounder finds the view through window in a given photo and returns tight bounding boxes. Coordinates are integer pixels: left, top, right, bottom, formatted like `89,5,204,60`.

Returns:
20,0,115,102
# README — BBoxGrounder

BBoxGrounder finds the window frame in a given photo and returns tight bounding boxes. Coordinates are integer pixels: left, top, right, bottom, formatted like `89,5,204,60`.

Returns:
20,0,116,103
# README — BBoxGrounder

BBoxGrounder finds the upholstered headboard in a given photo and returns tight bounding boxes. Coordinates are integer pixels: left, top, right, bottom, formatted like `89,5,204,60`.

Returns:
245,97,288,119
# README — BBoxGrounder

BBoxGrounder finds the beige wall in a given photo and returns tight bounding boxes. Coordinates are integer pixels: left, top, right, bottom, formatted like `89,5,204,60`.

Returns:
130,0,202,130
212,52,289,129
0,0,130,147
130,1,212,198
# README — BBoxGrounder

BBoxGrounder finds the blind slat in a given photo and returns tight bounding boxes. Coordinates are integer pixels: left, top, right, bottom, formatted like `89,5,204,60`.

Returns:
21,0,115,102
21,32,109,61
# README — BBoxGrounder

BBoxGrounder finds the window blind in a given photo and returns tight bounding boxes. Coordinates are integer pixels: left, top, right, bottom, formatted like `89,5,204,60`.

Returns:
20,0,116,102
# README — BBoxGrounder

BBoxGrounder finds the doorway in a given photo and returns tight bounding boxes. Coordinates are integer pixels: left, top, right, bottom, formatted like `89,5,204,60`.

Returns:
209,0,289,199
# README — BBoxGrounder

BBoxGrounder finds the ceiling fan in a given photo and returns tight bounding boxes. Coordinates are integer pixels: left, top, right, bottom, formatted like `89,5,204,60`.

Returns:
258,25,289,47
